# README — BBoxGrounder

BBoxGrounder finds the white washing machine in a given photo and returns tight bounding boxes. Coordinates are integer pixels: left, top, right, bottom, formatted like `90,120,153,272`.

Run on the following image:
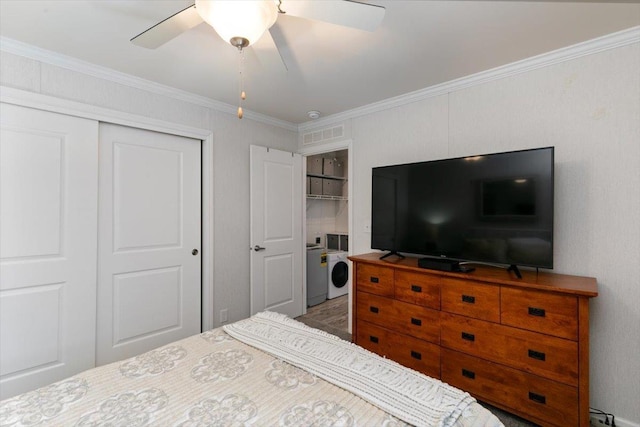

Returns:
327,251,349,299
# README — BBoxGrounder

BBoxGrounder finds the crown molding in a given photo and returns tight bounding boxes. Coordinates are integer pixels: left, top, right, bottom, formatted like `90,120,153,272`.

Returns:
2,25,637,135
0,36,297,132
298,25,640,132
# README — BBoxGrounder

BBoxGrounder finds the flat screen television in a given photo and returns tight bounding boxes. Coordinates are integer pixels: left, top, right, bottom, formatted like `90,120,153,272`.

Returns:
371,147,554,271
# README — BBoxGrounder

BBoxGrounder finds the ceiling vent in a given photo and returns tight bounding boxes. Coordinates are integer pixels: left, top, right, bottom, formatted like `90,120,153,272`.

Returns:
303,125,344,145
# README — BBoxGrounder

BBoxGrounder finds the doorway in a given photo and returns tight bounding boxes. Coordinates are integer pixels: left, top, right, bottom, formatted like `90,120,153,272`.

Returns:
302,145,352,334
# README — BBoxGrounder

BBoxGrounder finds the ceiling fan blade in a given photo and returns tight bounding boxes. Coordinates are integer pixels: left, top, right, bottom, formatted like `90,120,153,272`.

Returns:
280,0,385,32
131,4,203,49
251,22,290,72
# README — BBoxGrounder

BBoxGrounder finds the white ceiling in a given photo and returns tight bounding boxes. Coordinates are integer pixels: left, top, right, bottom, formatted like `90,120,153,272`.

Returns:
1,1,639,124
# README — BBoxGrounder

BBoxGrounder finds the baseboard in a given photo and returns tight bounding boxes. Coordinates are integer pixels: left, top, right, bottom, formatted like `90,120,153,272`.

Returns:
618,418,640,427
604,417,640,427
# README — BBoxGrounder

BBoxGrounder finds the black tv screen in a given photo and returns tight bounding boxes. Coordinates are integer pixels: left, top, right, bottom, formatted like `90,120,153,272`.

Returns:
371,147,554,269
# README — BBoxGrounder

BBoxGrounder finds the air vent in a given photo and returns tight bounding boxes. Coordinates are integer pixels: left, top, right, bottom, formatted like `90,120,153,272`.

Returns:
302,125,344,145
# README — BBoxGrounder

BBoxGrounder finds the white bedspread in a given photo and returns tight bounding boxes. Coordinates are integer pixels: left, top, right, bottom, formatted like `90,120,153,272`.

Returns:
1,313,503,427
225,311,477,427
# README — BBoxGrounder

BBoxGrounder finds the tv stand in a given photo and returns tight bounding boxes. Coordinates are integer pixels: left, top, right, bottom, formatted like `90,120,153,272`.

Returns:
507,264,522,279
379,251,405,260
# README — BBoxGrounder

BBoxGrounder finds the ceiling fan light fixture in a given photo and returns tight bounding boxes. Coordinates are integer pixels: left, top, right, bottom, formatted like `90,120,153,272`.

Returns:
195,0,278,48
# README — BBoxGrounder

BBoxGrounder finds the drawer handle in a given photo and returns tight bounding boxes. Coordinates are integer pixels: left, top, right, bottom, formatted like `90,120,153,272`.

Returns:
411,317,422,326
370,276,379,284
528,392,546,405
528,349,546,361
461,332,475,342
462,294,475,304
369,306,379,314
528,307,546,317
369,335,379,343
410,350,422,360
462,369,476,379
411,284,422,293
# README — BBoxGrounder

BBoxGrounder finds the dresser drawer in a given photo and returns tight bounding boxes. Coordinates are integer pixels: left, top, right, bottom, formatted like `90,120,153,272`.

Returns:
441,278,500,322
387,333,440,378
441,349,578,427
394,270,440,309
501,287,578,340
355,320,390,357
357,291,440,344
440,312,578,386
356,264,394,297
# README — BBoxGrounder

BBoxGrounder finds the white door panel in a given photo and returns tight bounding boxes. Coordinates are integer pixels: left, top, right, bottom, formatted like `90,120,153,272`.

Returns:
250,145,302,318
97,123,201,365
113,142,182,251
0,103,98,399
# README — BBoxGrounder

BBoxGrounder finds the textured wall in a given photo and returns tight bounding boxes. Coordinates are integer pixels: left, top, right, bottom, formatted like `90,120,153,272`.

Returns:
349,43,640,424
0,50,298,329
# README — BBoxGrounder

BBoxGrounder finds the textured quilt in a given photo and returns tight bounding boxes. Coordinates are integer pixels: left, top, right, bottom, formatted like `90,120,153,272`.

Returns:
0,313,503,427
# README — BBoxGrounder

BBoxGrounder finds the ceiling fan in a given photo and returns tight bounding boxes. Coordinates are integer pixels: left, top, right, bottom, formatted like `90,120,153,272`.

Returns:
131,0,385,118
131,0,385,63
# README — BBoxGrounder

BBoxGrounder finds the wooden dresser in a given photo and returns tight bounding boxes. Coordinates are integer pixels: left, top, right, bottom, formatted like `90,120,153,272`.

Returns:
349,253,598,427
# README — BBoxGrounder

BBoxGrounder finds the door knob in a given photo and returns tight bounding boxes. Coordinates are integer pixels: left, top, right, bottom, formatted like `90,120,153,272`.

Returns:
254,245,266,251
192,249,199,255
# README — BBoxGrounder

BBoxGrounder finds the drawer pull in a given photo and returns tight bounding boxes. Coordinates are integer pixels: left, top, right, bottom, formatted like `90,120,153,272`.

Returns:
528,307,546,317
369,335,379,343
461,332,475,342
528,392,546,405
369,306,379,314
462,369,476,379
410,350,422,360
411,317,422,326
411,284,422,293
461,294,476,304
528,349,546,361
370,276,379,284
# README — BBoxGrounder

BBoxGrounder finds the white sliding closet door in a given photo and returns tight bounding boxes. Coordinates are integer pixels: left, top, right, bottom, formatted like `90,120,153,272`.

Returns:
97,123,201,365
0,104,98,399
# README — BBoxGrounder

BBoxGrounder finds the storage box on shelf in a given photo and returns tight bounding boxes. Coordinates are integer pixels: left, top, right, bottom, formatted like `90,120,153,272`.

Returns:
349,253,598,427
306,155,347,200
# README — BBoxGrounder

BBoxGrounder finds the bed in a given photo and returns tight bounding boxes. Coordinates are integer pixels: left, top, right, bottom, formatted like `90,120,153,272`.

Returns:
0,312,504,427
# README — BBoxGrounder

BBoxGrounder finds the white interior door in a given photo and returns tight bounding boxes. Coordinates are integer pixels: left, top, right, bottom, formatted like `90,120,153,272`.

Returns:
0,104,98,399
250,145,303,318
97,123,201,365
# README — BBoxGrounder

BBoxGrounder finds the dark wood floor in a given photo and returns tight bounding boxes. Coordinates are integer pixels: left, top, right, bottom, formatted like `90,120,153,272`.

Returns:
295,295,351,341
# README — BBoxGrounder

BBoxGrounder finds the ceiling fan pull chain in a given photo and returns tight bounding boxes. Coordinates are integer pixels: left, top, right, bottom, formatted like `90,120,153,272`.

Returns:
238,47,245,119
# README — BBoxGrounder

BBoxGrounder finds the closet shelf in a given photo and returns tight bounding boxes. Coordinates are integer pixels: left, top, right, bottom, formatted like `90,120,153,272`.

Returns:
307,173,346,181
307,195,348,201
